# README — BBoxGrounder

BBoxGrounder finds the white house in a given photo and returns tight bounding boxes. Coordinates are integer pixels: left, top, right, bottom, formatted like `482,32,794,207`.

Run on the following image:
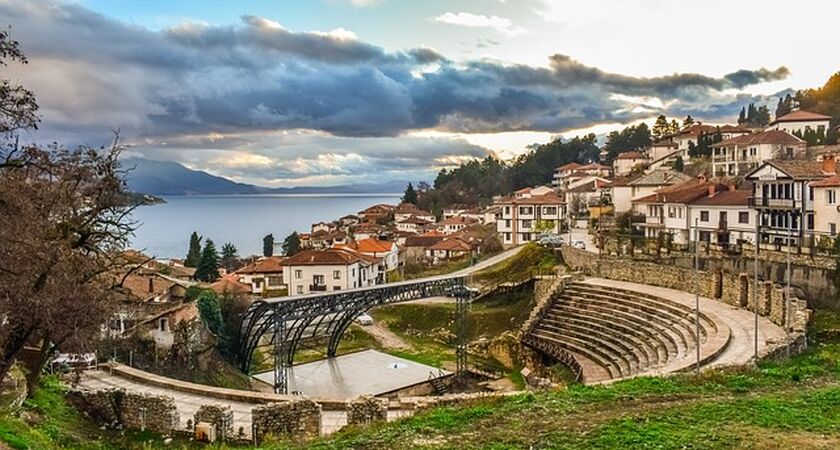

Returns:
335,237,400,275
396,216,432,234
745,159,835,250
632,178,723,244
613,151,649,176
495,186,566,246
234,256,287,294
809,157,840,239
689,190,756,247
769,110,832,136
281,249,379,295
610,170,693,214
438,216,480,235
711,129,806,177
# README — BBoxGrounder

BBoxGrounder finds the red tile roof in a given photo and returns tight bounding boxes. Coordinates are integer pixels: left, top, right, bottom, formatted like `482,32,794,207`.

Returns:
690,190,751,206
810,174,840,188
714,129,803,147
236,256,287,274
772,110,832,123
353,237,395,253
495,193,565,205
428,237,472,252
281,249,363,266
555,162,583,172
210,278,252,295
403,235,445,248
615,151,646,160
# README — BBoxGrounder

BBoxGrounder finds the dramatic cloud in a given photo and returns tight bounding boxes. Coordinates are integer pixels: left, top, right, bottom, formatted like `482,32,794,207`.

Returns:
432,12,525,36
1,0,791,185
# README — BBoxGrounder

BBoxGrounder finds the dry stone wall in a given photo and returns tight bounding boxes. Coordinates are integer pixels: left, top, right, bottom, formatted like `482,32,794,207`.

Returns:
194,404,234,440
251,399,321,443
346,395,388,425
67,388,179,433
559,247,810,333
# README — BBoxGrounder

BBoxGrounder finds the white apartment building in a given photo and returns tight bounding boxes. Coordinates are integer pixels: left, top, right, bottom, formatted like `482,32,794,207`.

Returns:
711,129,805,177
612,151,649,176
495,186,566,246
633,179,722,244
810,170,840,239
281,249,379,296
611,170,693,213
769,110,832,136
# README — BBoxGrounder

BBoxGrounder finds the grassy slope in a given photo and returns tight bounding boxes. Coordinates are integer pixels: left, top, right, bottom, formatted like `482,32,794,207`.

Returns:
473,243,559,284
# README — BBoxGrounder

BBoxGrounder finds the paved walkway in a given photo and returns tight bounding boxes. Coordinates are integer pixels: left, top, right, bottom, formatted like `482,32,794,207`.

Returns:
78,370,412,437
583,278,788,369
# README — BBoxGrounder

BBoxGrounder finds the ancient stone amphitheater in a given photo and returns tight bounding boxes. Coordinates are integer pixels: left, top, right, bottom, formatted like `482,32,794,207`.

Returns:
524,280,731,382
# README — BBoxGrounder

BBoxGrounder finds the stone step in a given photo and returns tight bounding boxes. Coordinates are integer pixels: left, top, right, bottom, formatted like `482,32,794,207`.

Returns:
544,302,679,360
540,314,663,367
531,331,623,379
537,320,649,372
533,327,633,376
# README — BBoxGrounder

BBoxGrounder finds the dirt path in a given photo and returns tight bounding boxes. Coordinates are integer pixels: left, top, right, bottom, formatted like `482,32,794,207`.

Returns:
365,319,411,349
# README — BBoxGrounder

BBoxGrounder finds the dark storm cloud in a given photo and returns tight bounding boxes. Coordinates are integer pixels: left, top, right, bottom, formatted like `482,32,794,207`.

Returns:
1,0,791,184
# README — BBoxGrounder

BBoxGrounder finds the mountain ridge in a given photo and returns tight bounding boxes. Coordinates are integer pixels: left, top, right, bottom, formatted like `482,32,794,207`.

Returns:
122,158,413,196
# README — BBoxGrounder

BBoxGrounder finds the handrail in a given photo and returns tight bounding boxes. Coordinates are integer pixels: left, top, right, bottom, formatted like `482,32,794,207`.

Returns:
521,334,583,382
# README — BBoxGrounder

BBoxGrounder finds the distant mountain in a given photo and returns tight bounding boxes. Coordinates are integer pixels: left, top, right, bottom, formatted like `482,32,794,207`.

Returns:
122,158,411,196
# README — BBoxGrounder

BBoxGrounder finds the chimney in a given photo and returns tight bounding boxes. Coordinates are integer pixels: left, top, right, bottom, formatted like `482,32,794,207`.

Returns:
822,154,837,174
148,277,154,294
707,184,716,198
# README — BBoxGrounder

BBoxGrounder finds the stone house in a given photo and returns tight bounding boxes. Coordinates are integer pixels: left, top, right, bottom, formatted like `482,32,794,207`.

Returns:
234,256,287,295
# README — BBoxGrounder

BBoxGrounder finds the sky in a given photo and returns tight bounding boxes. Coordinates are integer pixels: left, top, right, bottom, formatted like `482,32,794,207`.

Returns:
2,0,838,187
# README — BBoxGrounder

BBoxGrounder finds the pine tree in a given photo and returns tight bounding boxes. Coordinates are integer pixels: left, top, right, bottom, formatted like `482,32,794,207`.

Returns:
196,290,224,337
652,115,669,139
196,239,220,282
669,119,680,134
262,233,274,257
220,243,239,272
282,232,301,256
683,115,695,129
402,182,418,204
185,232,202,268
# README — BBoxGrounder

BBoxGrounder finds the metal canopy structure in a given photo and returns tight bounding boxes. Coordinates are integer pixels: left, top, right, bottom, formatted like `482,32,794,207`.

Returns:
239,275,473,394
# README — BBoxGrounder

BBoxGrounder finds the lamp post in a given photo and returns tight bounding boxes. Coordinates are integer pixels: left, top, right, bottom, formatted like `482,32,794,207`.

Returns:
694,217,700,374
786,211,792,331
754,211,760,360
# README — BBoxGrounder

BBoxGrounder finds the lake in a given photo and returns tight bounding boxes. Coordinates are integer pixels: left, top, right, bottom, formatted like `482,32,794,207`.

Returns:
129,194,401,259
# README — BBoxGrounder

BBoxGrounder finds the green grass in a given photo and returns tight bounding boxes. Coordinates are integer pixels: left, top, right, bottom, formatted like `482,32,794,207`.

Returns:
473,243,559,284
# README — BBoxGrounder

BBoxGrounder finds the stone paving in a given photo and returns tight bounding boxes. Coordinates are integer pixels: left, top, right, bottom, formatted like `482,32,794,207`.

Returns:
583,278,788,368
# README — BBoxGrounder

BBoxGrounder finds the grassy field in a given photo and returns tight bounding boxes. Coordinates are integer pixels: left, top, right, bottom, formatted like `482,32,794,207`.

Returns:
473,243,560,284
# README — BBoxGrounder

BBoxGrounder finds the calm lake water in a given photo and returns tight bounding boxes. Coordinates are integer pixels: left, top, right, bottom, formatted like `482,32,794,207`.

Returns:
129,194,401,259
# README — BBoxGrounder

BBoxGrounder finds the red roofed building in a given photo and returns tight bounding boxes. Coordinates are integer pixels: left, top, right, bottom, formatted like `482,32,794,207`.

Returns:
689,189,756,248
281,248,380,295
553,162,612,188
769,110,831,136
335,237,399,274
712,129,806,177
234,256,287,294
494,186,566,246
613,151,650,176
426,237,473,262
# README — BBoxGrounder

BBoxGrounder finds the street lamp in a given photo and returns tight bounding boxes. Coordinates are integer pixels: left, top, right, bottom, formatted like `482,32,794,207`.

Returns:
694,217,700,374
754,210,760,360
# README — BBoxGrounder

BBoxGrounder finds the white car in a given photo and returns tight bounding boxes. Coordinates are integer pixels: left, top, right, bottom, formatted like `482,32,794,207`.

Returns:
355,313,374,326
571,240,586,249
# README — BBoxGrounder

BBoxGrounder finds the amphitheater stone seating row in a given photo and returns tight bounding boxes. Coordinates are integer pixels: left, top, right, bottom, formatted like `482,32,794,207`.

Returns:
525,281,728,383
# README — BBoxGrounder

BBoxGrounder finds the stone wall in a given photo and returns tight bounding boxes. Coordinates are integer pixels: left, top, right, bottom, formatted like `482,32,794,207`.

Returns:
251,399,321,443
67,388,179,433
401,391,521,412
194,404,234,440
346,395,388,425
559,247,810,333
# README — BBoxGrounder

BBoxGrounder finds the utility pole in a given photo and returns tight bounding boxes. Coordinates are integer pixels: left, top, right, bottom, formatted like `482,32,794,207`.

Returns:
694,217,700,374
754,212,760,360
786,211,792,331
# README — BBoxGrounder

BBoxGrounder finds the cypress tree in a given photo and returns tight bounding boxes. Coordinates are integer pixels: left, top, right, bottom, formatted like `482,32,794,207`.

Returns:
402,183,418,204
196,239,220,282
263,233,274,257
185,232,202,268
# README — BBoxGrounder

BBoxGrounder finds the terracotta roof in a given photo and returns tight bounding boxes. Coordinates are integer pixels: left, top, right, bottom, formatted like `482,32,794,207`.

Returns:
714,129,803,147
210,278,252,295
495,193,565,205
353,237,395,253
397,216,432,225
566,179,609,194
772,110,832,123
439,216,480,226
810,174,840,188
577,163,611,170
690,189,751,206
651,141,678,147
428,237,472,252
756,160,831,179
634,178,725,205
616,151,646,160
555,162,583,172
281,249,363,266
421,230,445,237
627,170,693,187
120,274,176,301
717,124,752,133
236,256,287,275
404,235,445,248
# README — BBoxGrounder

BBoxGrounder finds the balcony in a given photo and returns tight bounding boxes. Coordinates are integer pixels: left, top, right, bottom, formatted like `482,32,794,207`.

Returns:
748,197,800,209
309,284,327,292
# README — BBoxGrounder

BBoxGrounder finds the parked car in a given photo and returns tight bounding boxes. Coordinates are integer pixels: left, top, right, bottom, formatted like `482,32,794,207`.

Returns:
537,234,564,247
571,240,586,249
355,313,374,326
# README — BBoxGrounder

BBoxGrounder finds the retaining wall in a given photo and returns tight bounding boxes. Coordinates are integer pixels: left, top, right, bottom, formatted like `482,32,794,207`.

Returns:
251,400,321,443
67,388,179,433
346,395,389,425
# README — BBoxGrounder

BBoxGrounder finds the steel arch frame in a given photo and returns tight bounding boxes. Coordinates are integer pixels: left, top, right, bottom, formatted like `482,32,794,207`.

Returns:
239,275,473,393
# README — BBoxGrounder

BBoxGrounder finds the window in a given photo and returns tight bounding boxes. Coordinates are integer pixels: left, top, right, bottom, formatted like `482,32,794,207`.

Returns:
505,219,511,228
254,278,263,287
700,211,709,222
313,274,324,285
333,270,341,280
519,206,533,215
831,223,838,236
738,212,749,224
522,220,532,229
504,206,510,215
668,207,675,219
333,286,341,291
267,276,282,286
505,232,511,241
543,206,557,215
158,317,169,332
809,186,814,201
295,269,302,279
719,211,727,224
750,147,757,156
828,189,837,205
296,285,303,295
807,213,815,230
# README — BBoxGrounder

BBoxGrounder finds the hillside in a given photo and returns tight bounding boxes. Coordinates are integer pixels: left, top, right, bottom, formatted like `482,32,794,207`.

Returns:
121,158,412,196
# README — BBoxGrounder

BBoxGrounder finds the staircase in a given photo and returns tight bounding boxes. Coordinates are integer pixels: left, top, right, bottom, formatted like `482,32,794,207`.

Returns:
524,281,730,383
